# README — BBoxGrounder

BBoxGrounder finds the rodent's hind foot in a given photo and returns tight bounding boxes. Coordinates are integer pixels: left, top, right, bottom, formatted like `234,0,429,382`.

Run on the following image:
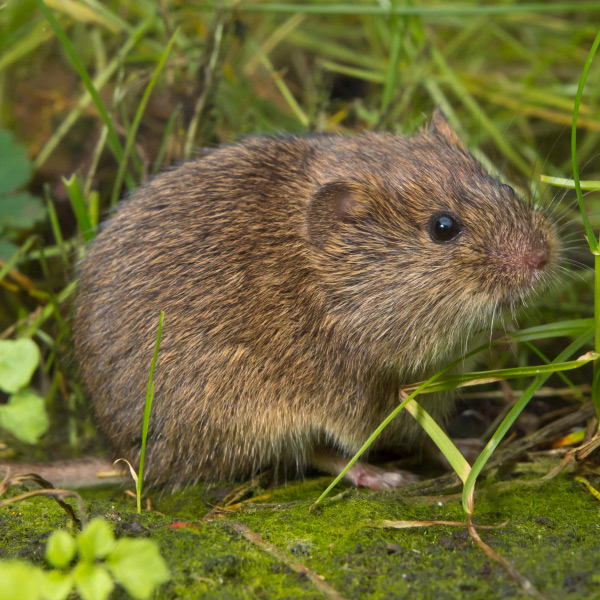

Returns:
311,449,418,490
344,462,419,490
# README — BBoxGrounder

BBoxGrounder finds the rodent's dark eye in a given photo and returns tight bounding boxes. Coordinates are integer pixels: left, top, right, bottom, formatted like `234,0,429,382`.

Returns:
428,213,462,243
502,183,515,195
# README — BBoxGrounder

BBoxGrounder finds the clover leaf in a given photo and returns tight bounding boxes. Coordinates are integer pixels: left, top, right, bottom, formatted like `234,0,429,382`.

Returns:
0,338,40,394
0,390,49,444
108,538,170,600
0,129,46,261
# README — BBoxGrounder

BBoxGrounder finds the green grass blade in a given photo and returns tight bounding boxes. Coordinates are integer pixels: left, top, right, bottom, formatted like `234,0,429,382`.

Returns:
509,319,594,342
571,28,600,252
83,125,109,201
24,281,77,338
0,19,54,72
33,17,152,172
431,47,532,179
0,237,36,282
183,18,225,159
312,318,593,507
311,339,496,508
137,311,164,514
461,329,594,514
152,103,182,175
524,341,584,401
540,175,600,191
110,28,179,205
62,175,93,241
379,8,403,118
249,37,309,128
419,354,598,394
35,0,128,168
404,399,470,483
596,253,600,416
44,188,69,268
318,59,384,83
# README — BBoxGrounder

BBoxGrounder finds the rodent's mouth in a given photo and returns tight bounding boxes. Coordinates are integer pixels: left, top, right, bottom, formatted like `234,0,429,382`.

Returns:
494,256,558,307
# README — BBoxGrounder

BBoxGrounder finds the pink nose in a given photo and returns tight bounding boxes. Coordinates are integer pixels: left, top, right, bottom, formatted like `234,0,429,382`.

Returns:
524,246,548,271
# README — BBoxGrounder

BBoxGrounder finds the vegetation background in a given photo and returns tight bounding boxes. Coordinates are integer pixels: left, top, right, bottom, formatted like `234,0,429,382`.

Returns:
1,1,600,599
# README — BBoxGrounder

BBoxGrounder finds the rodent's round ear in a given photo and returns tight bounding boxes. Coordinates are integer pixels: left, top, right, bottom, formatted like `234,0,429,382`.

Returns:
429,107,467,151
307,181,370,247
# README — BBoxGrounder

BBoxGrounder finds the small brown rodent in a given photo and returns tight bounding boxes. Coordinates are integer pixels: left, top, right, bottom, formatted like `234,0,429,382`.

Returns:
73,110,558,489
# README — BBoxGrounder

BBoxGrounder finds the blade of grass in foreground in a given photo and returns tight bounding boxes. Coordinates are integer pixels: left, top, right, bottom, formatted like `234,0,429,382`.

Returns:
137,311,164,515
312,320,594,509
461,328,594,513
413,353,598,394
570,27,600,416
310,339,496,509
403,399,470,483
508,319,593,342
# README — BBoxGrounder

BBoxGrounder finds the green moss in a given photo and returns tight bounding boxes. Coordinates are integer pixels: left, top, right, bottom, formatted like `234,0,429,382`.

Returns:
2,475,600,598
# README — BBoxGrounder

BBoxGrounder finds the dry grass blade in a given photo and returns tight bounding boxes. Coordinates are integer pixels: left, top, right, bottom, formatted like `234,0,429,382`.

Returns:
223,520,346,600
113,457,139,486
392,403,595,501
467,515,545,600
203,472,271,522
378,519,506,530
0,469,85,526
575,476,600,501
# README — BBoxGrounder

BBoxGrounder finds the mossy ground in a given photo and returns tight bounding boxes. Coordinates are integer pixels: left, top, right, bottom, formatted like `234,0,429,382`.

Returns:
3,472,600,599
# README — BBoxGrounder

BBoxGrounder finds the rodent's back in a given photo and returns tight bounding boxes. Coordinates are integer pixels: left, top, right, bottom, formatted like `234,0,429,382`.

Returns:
73,116,558,484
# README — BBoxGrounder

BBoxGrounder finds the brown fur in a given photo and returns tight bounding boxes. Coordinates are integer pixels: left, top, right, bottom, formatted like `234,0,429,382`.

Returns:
73,111,559,486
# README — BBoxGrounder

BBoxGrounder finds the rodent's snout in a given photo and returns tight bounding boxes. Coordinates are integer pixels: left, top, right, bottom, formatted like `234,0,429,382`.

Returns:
520,241,549,272
485,223,557,301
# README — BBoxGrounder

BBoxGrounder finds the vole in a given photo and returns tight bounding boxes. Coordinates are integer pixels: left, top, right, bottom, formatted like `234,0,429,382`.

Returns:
72,110,558,489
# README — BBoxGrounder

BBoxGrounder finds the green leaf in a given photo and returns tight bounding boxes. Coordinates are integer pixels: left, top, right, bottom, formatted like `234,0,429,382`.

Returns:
0,129,31,196
42,570,73,600
108,538,170,600
0,560,44,600
46,530,77,569
414,352,599,394
0,390,49,444
404,399,470,483
77,519,115,562
0,192,46,230
462,331,592,513
62,175,93,241
0,338,40,393
73,563,114,600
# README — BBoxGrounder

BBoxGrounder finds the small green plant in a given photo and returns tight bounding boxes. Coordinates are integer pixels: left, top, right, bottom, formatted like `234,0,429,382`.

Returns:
0,338,48,444
0,129,46,261
0,517,169,600
114,310,164,515
137,310,164,512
